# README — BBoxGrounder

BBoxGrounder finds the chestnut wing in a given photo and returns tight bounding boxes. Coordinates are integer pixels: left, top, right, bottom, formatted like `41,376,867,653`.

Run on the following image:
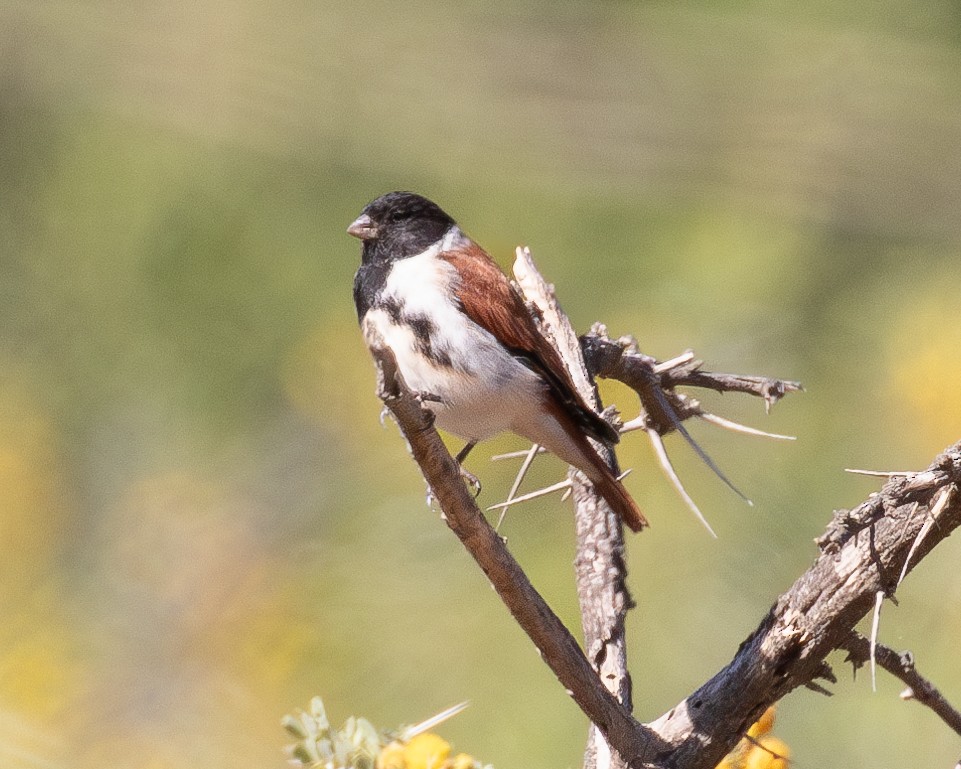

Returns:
438,243,619,445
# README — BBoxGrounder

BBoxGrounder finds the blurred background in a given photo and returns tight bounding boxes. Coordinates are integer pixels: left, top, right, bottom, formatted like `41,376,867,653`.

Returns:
2,1,961,767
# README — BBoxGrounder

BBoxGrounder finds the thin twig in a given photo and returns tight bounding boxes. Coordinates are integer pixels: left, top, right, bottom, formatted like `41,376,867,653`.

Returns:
841,631,961,738
581,327,792,509
582,327,803,410
742,734,791,762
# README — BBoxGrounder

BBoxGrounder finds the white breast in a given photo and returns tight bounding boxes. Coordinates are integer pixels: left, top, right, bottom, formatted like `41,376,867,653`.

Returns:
362,246,544,442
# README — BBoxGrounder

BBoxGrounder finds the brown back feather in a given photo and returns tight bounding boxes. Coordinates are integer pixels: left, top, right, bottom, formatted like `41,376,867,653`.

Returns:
438,243,619,445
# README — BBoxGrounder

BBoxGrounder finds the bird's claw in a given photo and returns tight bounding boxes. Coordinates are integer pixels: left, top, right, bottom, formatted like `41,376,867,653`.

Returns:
460,467,482,497
424,468,481,509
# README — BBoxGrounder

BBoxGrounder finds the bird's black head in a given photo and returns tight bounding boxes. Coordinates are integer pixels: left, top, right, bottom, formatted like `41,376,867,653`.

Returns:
347,191,457,263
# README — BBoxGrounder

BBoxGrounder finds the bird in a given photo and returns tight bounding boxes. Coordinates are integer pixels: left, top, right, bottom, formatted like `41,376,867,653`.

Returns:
347,191,647,532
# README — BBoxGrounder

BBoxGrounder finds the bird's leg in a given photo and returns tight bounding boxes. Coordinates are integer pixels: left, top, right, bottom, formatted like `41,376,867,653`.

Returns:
424,441,481,507
455,441,476,464
413,392,480,494
455,441,481,496
415,415,480,503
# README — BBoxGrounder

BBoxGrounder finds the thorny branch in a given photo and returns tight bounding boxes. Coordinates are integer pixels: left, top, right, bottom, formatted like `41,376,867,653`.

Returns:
370,249,961,769
581,327,802,434
580,325,801,532
646,447,961,769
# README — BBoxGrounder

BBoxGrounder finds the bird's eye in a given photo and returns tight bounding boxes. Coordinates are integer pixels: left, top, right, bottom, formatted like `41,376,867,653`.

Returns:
389,210,409,223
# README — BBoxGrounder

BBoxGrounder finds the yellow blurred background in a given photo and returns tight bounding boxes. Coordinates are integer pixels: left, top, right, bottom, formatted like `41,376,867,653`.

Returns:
2,1,960,767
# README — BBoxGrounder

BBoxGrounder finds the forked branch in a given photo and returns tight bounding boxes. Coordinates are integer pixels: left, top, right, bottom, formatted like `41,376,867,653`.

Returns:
369,249,961,769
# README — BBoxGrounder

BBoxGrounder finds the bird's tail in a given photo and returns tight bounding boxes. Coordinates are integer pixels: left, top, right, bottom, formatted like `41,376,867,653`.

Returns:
522,398,649,532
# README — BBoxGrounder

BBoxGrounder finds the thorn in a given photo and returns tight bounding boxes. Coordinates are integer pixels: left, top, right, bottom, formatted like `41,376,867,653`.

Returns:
496,443,541,531
486,478,573,510
698,412,797,441
403,702,470,740
845,468,919,477
804,680,834,697
870,590,884,692
491,447,548,461
619,416,647,434
647,428,718,538
653,351,696,373
648,385,753,506
897,488,951,588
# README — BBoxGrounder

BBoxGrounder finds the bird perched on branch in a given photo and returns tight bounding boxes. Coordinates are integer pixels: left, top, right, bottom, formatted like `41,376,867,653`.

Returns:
348,191,647,532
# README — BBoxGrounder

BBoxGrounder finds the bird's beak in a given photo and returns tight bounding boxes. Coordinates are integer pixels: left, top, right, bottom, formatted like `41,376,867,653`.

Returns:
347,213,377,240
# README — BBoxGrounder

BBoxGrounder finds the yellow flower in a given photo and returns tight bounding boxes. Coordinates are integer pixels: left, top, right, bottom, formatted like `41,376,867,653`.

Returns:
743,736,790,769
376,741,407,769
449,754,477,769
746,706,776,740
403,733,452,769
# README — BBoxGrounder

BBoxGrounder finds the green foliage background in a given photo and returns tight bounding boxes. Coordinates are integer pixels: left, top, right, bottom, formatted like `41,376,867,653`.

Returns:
2,2,960,767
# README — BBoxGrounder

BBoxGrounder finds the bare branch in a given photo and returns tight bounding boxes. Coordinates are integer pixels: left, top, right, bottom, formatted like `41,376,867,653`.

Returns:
369,346,664,765
840,631,961,738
